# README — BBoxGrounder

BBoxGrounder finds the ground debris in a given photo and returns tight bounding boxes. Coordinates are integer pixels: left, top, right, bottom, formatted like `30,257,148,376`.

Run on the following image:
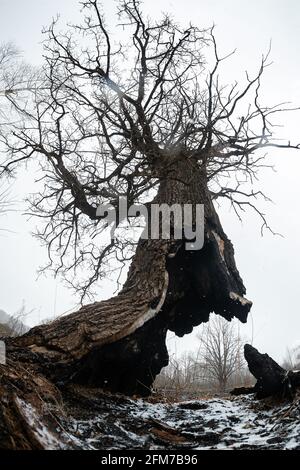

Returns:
11,385,299,450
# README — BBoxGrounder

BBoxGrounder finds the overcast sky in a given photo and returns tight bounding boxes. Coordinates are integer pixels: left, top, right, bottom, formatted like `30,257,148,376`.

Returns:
0,0,300,363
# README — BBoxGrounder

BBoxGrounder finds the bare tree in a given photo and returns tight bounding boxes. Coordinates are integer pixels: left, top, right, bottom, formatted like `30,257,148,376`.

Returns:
0,43,39,223
282,346,300,371
0,44,18,223
155,337,251,398
197,315,244,392
0,42,38,120
0,2,298,443
7,302,31,337
0,42,20,99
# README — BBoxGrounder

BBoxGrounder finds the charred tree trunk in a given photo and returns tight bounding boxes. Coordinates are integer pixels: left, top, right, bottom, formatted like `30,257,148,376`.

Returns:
7,155,251,392
232,344,300,399
0,154,252,447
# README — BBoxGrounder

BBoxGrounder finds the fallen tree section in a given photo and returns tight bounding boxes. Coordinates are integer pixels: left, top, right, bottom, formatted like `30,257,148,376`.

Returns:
232,344,300,399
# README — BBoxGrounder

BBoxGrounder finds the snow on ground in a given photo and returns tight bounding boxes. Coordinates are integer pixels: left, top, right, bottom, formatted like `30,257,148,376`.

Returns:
47,393,300,450
16,390,300,450
127,396,300,450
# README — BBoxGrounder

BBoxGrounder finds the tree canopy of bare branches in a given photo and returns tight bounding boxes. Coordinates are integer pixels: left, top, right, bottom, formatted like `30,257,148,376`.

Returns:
0,0,298,301
0,42,38,121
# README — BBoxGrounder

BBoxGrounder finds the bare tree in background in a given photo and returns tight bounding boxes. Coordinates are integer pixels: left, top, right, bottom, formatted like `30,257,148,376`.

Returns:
155,332,252,399
0,42,20,100
7,302,31,337
155,349,209,400
0,44,18,218
282,346,300,371
197,315,244,392
0,43,39,222
0,42,38,119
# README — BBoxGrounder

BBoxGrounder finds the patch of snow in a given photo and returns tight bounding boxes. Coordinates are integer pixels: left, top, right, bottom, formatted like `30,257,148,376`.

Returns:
15,398,63,450
21,393,300,450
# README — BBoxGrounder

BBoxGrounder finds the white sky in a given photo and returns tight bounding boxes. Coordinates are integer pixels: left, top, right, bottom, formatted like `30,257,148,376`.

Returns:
0,0,300,363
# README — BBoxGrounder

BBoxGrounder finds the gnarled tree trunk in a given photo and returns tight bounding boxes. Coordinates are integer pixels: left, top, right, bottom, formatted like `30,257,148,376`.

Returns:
0,154,252,448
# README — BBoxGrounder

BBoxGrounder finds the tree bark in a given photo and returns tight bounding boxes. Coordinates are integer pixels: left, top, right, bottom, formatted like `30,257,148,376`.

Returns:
232,344,300,399
6,155,251,392
0,154,252,447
